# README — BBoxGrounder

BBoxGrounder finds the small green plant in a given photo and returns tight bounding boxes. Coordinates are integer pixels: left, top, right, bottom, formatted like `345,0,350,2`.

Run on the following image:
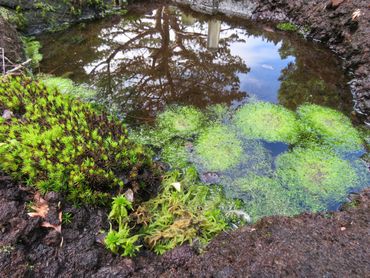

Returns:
297,104,363,151
105,195,141,256
234,101,301,143
62,212,73,225
195,124,243,171
22,37,43,68
276,147,359,211
0,77,149,204
277,22,299,32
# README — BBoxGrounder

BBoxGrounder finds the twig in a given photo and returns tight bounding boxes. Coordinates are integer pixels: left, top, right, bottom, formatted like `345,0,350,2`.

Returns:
5,59,32,75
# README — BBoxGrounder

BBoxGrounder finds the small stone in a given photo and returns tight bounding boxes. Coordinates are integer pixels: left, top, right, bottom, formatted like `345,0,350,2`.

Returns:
2,109,13,120
340,227,346,231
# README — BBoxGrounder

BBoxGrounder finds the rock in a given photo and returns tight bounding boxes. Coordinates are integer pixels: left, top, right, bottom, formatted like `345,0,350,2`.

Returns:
2,110,13,120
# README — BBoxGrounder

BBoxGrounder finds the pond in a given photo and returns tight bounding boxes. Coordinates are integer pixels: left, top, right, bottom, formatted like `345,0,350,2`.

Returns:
38,4,369,223
38,4,353,123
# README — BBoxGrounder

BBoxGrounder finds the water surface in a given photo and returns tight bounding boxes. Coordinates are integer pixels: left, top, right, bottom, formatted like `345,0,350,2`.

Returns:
38,4,353,123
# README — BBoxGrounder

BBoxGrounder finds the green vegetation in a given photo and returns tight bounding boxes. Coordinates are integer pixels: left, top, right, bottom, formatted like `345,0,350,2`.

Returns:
195,124,243,171
105,168,242,255
276,147,359,211
161,139,190,169
277,22,298,32
22,37,43,68
133,168,239,254
234,102,301,144
105,195,141,257
0,77,149,204
231,174,302,222
297,104,363,151
157,106,205,139
38,75,96,100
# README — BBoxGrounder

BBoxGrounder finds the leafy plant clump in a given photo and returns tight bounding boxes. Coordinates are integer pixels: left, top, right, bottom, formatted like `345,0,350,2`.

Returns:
157,106,205,139
132,168,240,255
297,104,363,151
22,37,43,68
0,77,149,204
234,102,301,144
160,139,190,169
276,147,359,211
105,195,141,257
195,124,243,171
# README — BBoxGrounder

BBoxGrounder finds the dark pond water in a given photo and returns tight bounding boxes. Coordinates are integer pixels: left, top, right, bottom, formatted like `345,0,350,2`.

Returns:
38,4,353,123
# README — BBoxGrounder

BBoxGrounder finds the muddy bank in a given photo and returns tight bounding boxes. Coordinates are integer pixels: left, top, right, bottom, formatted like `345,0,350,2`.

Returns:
0,15,23,67
176,0,370,124
1,172,369,277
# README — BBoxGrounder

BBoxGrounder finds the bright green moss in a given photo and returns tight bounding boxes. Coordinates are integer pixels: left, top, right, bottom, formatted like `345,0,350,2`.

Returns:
276,147,359,211
234,102,301,143
230,174,302,222
195,125,243,171
39,75,96,100
297,104,363,151
277,22,298,32
0,77,149,204
157,106,205,139
161,139,190,169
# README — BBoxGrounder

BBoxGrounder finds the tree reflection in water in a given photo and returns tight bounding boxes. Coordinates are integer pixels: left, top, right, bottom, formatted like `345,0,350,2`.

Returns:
38,4,352,123
87,6,249,121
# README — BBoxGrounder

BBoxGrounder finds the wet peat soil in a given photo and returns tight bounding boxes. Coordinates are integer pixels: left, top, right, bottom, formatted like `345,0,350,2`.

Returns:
0,171,369,277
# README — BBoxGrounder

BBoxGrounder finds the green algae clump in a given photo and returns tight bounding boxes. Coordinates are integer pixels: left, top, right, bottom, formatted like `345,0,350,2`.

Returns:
297,104,363,151
276,147,358,211
157,106,204,139
195,125,243,171
230,174,302,222
234,102,300,144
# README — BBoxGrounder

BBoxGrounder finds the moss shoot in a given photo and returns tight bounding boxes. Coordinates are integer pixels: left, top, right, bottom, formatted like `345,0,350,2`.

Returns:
234,102,301,144
195,124,243,171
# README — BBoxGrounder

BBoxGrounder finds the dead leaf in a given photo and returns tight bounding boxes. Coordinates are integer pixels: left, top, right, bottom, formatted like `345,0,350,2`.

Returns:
27,192,49,218
352,9,361,20
41,222,62,233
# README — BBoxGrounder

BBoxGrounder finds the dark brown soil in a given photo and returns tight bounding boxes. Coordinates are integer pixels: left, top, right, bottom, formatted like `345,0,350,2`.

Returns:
0,15,24,67
1,172,369,277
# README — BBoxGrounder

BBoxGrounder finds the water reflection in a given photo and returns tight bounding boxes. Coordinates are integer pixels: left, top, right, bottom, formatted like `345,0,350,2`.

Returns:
38,4,353,122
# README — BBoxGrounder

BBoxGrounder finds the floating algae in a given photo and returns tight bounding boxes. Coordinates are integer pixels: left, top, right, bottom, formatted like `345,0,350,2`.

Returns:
276,147,359,211
234,102,301,144
194,125,243,172
157,106,205,139
297,104,363,152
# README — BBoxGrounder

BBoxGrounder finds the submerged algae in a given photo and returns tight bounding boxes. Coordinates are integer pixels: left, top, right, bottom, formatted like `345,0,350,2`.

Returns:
297,104,363,151
157,106,205,139
195,125,243,172
229,174,302,222
276,147,359,211
234,102,301,144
